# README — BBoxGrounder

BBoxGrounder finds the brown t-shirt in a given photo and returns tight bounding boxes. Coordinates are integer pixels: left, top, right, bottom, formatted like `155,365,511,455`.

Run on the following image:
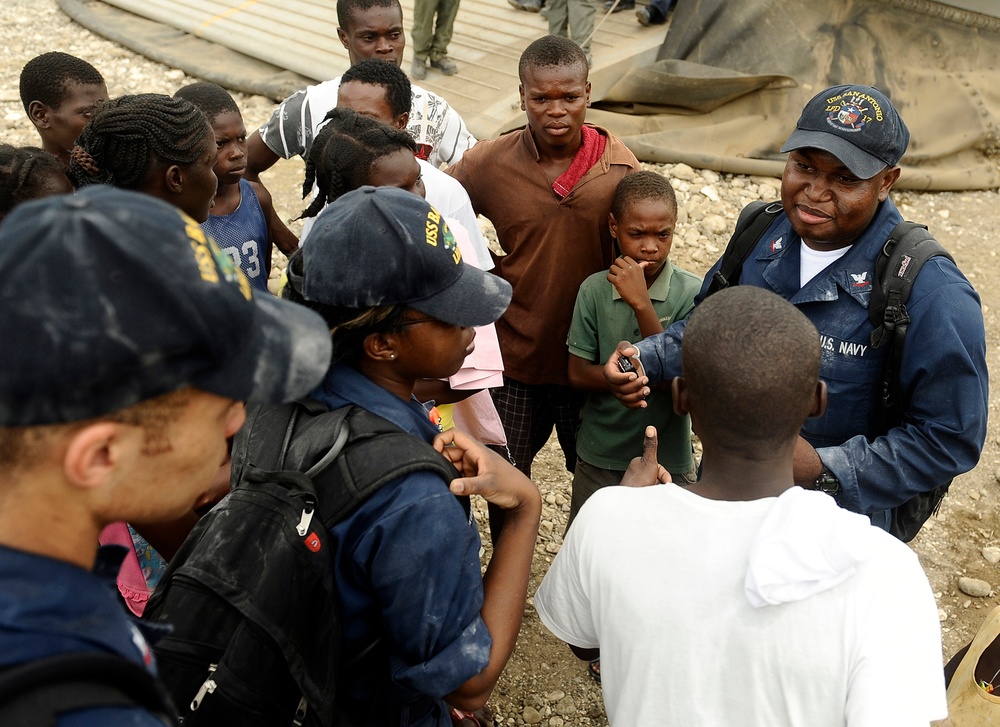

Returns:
447,125,639,385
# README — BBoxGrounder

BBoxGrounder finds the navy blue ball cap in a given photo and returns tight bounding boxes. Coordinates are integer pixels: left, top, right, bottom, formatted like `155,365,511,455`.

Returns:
781,85,910,179
302,187,511,328
0,186,332,426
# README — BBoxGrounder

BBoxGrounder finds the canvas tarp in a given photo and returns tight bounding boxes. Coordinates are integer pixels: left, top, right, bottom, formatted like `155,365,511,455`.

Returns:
590,0,1000,190
61,0,1000,190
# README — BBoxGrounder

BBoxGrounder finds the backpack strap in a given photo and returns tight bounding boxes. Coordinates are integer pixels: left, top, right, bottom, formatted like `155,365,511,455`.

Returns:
286,406,461,526
869,221,954,348
705,200,784,297
0,653,177,727
231,398,330,487
248,402,468,528
865,221,954,542
868,222,954,428
236,401,460,532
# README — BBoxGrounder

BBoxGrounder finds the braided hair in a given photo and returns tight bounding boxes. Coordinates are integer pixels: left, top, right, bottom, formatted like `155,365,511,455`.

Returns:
0,145,69,222
299,106,417,219
19,52,104,113
67,94,212,190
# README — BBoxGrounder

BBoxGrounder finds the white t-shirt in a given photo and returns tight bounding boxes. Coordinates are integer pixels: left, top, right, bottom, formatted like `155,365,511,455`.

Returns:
800,242,850,287
534,485,947,727
295,156,492,263
419,158,492,270
258,76,476,169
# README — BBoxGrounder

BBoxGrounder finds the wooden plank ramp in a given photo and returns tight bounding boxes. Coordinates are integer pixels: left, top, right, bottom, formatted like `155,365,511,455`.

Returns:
98,0,667,139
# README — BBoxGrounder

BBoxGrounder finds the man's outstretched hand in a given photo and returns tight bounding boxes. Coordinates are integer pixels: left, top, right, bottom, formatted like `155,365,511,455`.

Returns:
603,341,649,409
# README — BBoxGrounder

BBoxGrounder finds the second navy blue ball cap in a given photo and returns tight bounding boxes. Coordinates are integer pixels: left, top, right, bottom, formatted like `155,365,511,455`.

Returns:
303,186,511,328
0,186,332,425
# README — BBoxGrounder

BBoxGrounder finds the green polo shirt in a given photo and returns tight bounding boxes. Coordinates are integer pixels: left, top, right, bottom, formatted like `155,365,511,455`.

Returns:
567,261,702,472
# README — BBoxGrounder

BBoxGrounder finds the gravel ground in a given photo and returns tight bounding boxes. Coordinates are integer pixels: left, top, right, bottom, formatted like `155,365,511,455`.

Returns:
5,3,1000,725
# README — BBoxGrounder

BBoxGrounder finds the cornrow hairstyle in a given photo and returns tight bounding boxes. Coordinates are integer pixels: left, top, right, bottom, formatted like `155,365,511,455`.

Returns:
518,34,588,83
67,94,212,190
19,52,105,113
337,0,400,28
0,145,68,222
173,82,240,124
611,170,677,220
282,249,407,365
341,58,412,119
299,107,417,219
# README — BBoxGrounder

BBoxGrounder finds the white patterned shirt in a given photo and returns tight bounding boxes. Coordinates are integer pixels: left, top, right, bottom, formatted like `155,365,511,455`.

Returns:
258,76,475,169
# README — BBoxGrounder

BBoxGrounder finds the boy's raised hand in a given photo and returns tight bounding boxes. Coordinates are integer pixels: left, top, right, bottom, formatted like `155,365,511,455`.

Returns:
433,429,540,512
621,426,672,487
607,255,652,311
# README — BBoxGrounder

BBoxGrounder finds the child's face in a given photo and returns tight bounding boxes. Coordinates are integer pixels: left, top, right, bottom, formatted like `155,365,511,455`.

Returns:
36,81,109,156
611,198,676,281
367,148,425,199
210,110,248,187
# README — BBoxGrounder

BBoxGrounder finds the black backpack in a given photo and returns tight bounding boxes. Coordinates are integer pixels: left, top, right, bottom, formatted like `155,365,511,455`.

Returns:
707,201,954,542
0,652,177,727
143,399,459,726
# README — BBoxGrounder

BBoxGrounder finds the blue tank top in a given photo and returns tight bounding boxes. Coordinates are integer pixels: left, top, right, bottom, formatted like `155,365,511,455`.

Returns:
202,179,270,292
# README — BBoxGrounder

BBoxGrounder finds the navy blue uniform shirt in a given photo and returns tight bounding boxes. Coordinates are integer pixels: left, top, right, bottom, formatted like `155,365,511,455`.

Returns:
0,544,169,726
636,199,988,529
312,364,491,726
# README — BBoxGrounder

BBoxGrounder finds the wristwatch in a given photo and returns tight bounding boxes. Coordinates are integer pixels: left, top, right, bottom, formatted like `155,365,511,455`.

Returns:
813,466,841,496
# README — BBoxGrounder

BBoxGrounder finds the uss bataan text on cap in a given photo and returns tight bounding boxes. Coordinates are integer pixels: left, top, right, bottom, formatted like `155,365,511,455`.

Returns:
0,186,332,426
303,186,511,329
781,85,910,180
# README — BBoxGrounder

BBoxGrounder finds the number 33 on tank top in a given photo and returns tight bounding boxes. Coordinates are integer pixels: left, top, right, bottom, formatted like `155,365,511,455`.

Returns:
223,240,262,279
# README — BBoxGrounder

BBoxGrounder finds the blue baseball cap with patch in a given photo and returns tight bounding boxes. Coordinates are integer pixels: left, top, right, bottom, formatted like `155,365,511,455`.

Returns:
302,186,511,328
0,186,332,425
781,84,910,179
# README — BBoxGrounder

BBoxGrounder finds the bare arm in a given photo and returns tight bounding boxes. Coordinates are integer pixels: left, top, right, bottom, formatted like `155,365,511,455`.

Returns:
567,353,608,393
793,436,823,486
246,132,280,184
433,429,541,711
249,180,298,258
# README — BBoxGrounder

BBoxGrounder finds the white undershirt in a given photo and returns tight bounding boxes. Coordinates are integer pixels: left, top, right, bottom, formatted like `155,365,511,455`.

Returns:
800,243,851,287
